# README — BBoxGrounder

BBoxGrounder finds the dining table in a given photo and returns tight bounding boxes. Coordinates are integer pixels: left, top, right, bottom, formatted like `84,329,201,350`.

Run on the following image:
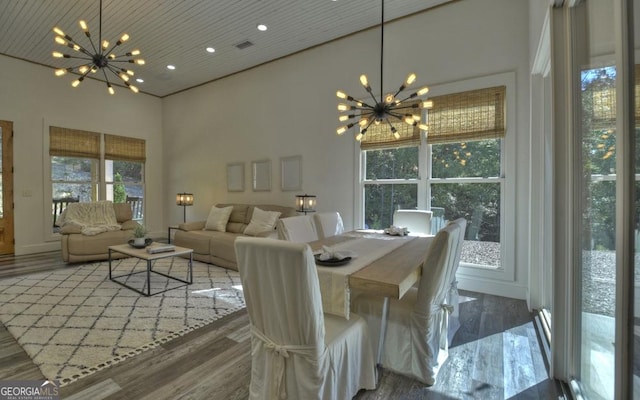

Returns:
307,229,434,370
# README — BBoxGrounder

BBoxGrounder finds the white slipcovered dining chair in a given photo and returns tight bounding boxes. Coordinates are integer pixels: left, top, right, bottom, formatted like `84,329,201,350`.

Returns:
392,209,433,236
313,212,345,239
235,237,376,400
277,215,319,243
444,218,467,343
351,222,462,386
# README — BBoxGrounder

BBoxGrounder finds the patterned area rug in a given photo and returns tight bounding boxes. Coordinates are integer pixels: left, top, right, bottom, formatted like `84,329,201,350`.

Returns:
0,257,245,386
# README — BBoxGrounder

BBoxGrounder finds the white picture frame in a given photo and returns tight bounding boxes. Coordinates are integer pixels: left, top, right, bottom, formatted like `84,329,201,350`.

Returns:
226,162,245,192
280,155,302,191
252,159,271,191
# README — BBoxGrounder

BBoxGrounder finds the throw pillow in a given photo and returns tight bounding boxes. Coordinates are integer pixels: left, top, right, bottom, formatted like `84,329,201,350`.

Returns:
244,207,281,236
204,205,233,232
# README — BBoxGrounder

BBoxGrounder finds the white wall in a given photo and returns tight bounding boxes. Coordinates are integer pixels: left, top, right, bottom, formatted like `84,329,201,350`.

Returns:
0,54,163,255
162,0,532,299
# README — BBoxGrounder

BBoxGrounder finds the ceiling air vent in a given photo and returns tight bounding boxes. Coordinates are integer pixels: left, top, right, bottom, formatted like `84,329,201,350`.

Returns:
235,40,254,50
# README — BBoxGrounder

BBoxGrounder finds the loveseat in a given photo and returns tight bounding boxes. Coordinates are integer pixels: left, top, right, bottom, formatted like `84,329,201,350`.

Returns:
59,201,141,263
173,203,297,270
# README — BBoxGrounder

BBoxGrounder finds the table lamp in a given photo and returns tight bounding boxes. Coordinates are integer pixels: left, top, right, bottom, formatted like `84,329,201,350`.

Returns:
295,194,316,215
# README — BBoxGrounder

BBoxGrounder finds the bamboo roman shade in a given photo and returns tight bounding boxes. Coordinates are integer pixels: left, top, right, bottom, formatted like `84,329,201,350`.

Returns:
360,100,422,150
49,126,100,158
426,85,506,144
588,64,640,129
104,134,146,162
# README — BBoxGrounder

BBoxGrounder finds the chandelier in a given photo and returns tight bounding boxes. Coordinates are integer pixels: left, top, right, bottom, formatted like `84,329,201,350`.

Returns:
336,0,432,141
52,0,145,95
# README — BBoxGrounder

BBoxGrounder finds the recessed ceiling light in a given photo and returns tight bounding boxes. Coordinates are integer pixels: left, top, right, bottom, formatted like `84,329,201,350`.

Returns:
257,24,268,31
206,47,216,53
136,78,144,83
167,65,176,70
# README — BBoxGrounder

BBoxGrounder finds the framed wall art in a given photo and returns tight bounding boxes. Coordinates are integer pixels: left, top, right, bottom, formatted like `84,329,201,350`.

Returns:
280,155,302,191
252,159,271,191
226,162,245,192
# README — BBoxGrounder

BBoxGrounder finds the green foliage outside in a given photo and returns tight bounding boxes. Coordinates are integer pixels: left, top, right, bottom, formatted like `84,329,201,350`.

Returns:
364,140,502,242
113,172,126,203
580,67,640,251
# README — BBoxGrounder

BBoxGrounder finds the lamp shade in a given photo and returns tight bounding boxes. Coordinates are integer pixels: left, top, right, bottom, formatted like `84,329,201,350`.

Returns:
176,193,194,206
295,194,316,214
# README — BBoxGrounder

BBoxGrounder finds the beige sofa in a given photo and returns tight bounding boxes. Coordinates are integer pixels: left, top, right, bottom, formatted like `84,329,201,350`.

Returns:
173,203,297,270
60,202,141,263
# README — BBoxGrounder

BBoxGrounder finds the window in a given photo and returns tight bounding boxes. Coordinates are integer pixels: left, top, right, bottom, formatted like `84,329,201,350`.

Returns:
361,84,508,270
49,127,146,232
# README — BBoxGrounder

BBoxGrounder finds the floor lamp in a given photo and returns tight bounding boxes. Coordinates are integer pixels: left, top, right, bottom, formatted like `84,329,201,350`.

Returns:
176,193,194,222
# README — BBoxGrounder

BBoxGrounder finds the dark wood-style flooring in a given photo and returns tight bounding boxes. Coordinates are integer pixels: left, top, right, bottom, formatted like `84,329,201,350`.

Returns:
0,251,566,399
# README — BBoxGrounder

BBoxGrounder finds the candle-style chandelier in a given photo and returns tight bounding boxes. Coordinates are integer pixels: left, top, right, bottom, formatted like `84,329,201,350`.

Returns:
336,0,432,141
52,0,145,95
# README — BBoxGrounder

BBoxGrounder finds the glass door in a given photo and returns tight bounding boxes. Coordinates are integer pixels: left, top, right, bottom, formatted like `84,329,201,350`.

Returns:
564,0,635,398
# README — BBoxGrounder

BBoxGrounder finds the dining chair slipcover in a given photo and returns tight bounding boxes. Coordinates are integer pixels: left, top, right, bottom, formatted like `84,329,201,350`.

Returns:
444,218,467,343
313,212,345,239
276,215,319,243
235,237,376,400
393,209,433,236
351,222,461,386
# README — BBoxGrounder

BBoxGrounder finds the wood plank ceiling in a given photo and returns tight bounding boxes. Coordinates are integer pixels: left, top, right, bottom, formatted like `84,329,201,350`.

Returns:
0,0,452,98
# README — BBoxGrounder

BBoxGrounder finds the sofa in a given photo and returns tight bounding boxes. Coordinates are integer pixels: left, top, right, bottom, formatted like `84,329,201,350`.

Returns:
173,203,297,270
59,201,141,263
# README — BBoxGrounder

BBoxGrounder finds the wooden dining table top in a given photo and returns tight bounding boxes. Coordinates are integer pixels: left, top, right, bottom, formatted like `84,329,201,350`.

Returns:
308,231,433,300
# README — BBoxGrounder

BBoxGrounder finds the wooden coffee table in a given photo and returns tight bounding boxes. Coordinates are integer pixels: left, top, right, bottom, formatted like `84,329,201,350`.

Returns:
108,242,194,296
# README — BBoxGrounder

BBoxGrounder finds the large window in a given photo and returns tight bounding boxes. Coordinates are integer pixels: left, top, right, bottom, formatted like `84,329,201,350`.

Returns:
362,84,507,269
49,127,146,232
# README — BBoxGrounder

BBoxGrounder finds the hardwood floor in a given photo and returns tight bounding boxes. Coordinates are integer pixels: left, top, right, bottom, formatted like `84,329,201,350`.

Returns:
0,251,566,399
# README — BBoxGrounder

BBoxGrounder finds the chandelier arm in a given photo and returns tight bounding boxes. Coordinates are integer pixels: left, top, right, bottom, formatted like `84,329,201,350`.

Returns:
355,102,376,110
361,118,376,136
62,40,94,58
106,65,124,80
391,103,421,112
386,110,405,120
108,59,137,64
60,54,96,62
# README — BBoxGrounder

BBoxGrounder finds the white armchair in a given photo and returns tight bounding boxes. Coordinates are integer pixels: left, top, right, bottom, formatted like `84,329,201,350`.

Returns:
235,237,376,399
313,212,345,239
277,215,319,243
351,222,462,386
444,218,467,343
392,209,433,236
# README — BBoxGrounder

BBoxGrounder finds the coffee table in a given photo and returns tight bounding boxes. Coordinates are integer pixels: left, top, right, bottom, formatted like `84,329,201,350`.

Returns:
108,242,194,296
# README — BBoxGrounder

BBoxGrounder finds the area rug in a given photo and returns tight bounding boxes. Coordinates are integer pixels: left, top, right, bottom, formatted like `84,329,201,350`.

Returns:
0,257,245,386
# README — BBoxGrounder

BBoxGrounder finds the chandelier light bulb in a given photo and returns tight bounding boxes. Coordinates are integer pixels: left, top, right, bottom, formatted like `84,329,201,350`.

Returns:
339,115,349,122
356,132,364,141
119,72,130,81
405,73,417,86
418,124,429,131
337,104,349,111
129,49,141,56
53,27,65,36
385,94,395,104
359,118,369,127
359,75,368,87
417,86,429,96
79,20,88,32
102,40,109,50
404,115,415,125
52,51,64,58
336,90,347,99
55,36,66,45
120,33,129,42
71,77,83,87
336,126,347,135
108,84,115,95
422,100,434,109
135,59,145,65
54,68,67,76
